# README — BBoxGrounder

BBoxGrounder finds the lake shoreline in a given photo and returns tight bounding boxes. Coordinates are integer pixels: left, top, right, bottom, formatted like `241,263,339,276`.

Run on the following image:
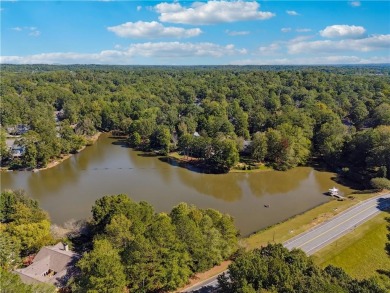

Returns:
1,132,101,172
167,151,273,174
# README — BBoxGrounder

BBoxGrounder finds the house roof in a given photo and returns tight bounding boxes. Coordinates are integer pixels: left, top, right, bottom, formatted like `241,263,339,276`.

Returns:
5,138,16,149
14,243,79,287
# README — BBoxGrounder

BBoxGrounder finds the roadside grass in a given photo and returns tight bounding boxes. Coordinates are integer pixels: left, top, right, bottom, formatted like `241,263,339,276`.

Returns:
242,192,383,250
180,191,387,291
311,212,390,287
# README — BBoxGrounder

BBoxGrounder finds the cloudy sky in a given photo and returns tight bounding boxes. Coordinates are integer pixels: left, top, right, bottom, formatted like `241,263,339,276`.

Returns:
1,0,389,65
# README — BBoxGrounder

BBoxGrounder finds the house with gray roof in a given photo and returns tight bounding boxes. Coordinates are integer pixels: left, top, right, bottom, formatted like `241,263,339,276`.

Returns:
14,242,79,288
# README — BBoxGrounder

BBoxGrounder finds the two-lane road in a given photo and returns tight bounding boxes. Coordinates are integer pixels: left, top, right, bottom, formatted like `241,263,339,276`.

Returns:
182,193,390,292
284,193,390,255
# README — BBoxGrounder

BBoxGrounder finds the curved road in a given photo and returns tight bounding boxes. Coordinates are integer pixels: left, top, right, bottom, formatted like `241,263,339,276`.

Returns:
183,193,390,292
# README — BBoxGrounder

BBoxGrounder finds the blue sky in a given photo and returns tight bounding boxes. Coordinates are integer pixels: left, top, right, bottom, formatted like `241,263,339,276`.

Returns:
1,1,389,65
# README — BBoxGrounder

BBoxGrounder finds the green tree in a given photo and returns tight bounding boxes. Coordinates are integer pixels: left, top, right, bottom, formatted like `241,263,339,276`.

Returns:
127,132,141,147
367,126,390,179
75,239,127,293
0,128,10,162
370,178,390,190
149,125,171,154
315,118,347,161
0,233,21,270
7,220,52,255
207,138,239,173
219,244,386,293
104,214,133,249
373,103,390,126
250,132,268,162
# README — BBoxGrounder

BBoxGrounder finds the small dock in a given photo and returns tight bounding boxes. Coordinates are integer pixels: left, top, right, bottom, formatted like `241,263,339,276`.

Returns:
328,187,346,200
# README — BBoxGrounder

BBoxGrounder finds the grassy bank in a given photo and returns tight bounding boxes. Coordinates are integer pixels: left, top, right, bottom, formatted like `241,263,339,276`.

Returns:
312,212,390,288
243,191,383,250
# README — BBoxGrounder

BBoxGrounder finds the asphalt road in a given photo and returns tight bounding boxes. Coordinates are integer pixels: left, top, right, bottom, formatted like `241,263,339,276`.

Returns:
284,193,390,255
182,193,390,292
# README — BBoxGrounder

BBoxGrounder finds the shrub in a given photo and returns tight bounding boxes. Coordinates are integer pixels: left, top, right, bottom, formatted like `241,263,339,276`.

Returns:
370,177,390,190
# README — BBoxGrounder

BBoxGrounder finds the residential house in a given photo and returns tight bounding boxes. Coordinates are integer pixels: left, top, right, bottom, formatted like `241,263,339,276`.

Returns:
14,242,79,289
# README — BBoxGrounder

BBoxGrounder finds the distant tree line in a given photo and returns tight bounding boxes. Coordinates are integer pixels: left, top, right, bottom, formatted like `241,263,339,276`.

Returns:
1,65,389,185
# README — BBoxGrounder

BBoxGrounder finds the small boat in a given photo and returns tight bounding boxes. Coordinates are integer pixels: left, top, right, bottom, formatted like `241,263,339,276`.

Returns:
264,204,270,208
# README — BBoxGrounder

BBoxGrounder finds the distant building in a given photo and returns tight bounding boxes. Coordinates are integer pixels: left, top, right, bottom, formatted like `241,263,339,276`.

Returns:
6,124,30,135
14,242,79,288
54,109,65,124
11,145,25,158
5,138,16,150
238,139,252,155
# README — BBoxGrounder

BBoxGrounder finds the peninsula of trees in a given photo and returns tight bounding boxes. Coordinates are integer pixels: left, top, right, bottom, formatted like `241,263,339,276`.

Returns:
1,65,389,187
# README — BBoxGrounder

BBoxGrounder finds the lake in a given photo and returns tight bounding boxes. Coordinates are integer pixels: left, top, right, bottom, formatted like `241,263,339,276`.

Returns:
1,133,354,236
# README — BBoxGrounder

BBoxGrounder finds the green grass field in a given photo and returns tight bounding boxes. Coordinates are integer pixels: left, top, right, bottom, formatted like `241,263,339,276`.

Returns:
312,212,390,288
312,212,390,276
243,192,380,250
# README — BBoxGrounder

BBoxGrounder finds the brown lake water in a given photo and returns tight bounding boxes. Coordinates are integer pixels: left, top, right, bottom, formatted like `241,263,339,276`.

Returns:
1,133,354,236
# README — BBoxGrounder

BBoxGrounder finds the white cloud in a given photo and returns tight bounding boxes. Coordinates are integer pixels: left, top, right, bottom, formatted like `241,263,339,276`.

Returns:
126,42,247,57
281,27,292,33
155,2,183,13
11,26,40,36
155,1,275,25
349,1,361,7
258,43,280,55
0,42,247,64
107,21,202,39
231,55,390,65
137,6,142,11
225,30,250,36
320,25,366,39
288,34,390,54
286,10,299,16
296,28,311,33
29,30,41,37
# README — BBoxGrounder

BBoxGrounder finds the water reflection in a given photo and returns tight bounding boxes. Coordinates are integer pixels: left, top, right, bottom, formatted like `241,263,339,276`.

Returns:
247,168,311,196
177,171,243,202
1,133,355,235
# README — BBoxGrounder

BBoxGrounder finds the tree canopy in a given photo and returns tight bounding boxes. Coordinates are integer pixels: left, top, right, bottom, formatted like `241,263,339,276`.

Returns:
1,65,389,180
219,244,387,293
72,194,239,292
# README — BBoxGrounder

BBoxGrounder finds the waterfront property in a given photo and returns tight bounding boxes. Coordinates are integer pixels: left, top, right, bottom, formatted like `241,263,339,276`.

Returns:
1,133,355,236
14,242,78,288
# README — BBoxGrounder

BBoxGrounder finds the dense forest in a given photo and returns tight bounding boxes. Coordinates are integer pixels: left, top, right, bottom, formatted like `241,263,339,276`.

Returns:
1,190,388,292
1,65,389,185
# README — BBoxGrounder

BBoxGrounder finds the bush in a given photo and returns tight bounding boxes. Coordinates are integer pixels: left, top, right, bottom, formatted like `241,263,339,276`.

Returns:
370,177,390,190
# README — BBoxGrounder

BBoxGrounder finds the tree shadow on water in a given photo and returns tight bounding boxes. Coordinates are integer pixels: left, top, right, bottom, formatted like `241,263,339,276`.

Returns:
158,156,211,174
110,139,129,148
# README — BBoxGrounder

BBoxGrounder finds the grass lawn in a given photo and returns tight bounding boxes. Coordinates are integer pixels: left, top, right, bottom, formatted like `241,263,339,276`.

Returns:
243,191,385,250
312,212,390,285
